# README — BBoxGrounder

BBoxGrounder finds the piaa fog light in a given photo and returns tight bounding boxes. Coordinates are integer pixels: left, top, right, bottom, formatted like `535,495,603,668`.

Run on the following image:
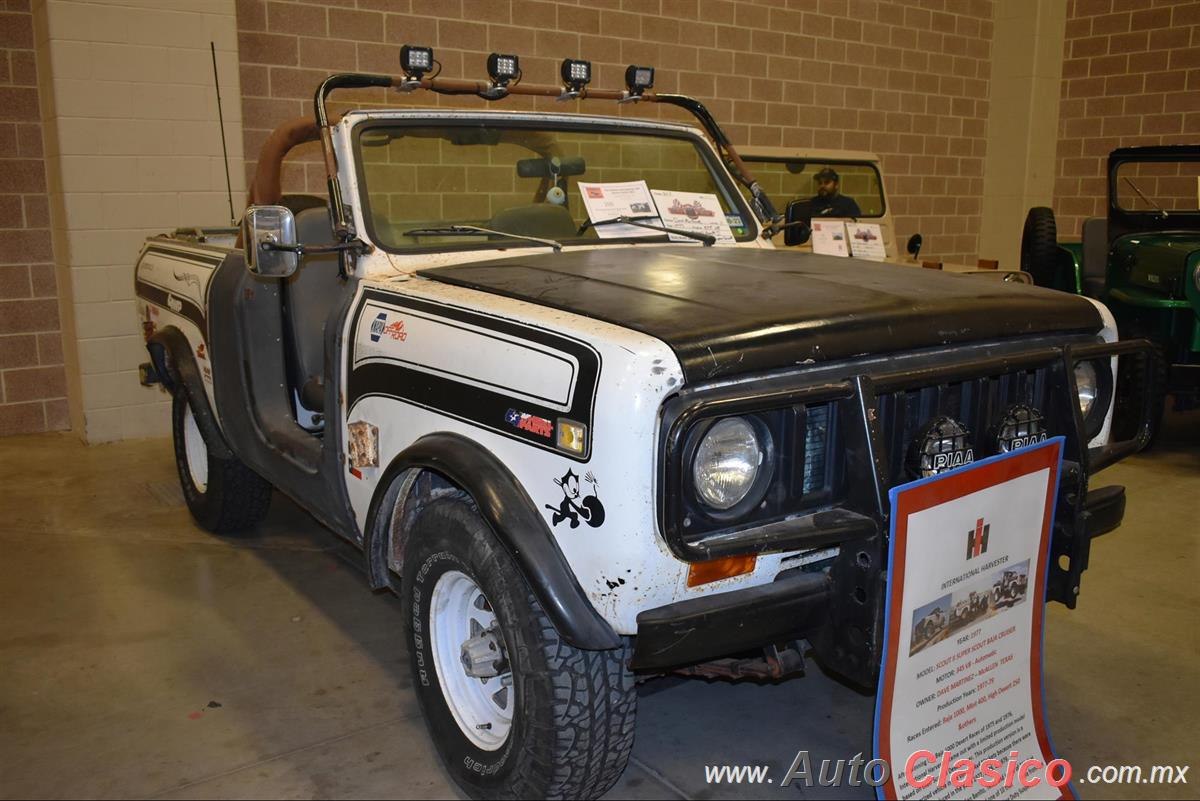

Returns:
994,404,1047,452
910,416,975,478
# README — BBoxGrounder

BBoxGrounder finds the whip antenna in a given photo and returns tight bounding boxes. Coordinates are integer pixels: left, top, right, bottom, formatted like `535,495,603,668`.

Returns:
210,42,235,226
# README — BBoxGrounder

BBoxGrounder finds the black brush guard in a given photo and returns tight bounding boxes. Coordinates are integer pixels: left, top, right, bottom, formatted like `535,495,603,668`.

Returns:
633,338,1156,685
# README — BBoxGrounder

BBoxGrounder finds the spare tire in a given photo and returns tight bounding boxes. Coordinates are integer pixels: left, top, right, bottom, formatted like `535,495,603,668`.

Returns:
1021,207,1059,287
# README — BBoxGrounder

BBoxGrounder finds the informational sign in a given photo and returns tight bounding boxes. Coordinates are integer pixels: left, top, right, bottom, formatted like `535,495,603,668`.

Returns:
577,180,661,238
651,190,736,244
874,439,1072,800
811,220,850,257
848,222,887,261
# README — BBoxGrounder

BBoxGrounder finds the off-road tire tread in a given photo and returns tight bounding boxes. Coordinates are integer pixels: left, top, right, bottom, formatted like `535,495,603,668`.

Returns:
172,392,272,534
405,496,636,801
206,452,273,533
508,590,636,801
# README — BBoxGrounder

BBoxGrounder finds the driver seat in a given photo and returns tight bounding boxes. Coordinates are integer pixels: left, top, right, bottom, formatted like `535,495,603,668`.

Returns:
489,203,577,240
282,206,343,414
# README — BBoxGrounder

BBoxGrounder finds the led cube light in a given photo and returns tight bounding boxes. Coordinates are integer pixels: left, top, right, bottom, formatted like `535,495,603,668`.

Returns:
487,53,520,86
400,45,433,79
560,59,591,90
625,65,654,95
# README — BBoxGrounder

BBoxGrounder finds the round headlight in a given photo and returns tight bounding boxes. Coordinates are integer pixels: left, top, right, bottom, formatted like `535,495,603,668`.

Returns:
691,417,765,511
1074,361,1098,419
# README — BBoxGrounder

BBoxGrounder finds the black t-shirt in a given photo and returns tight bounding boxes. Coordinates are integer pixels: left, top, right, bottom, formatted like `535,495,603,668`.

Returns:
808,193,862,218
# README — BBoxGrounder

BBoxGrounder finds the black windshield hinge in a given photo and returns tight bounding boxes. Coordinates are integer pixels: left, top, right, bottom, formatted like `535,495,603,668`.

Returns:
260,238,373,258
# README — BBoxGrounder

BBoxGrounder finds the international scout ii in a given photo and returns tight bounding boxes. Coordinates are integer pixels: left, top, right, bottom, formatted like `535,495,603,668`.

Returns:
134,51,1154,799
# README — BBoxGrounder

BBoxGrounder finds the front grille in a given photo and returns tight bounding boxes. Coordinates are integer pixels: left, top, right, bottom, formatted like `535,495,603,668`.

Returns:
801,403,831,494
659,341,1093,563
876,366,1051,482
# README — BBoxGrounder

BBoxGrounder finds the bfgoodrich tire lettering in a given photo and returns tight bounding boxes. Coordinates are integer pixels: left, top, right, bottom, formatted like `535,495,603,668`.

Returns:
402,496,636,800
171,391,272,533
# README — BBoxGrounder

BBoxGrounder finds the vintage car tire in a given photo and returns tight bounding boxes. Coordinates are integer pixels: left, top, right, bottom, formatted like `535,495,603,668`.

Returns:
402,495,636,800
1020,207,1059,287
171,392,272,533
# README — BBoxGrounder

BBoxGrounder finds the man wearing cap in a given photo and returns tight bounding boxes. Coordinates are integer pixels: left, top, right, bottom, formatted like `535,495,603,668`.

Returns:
807,167,862,218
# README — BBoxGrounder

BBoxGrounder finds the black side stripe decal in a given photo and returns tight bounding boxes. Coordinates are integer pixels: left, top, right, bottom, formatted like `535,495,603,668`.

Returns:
144,244,225,267
136,279,207,335
347,289,601,461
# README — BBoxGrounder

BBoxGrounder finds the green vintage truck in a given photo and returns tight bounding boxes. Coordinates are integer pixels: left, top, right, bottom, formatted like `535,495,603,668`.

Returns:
1022,145,1200,441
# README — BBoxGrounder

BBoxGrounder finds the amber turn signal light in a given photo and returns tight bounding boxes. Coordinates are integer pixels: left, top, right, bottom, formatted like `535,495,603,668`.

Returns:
686,554,757,587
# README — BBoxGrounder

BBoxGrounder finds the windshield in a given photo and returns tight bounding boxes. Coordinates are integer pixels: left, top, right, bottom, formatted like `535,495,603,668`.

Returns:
355,122,756,251
742,158,885,220
1114,159,1200,213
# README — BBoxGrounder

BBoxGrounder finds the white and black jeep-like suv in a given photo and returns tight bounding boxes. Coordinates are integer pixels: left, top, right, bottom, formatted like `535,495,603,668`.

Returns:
134,62,1154,799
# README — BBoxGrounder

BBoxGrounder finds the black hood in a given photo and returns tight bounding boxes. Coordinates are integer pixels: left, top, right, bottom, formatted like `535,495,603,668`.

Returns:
420,246,1102,382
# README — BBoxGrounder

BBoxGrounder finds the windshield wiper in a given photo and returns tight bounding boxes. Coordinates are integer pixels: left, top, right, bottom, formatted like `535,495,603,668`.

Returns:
577,215,716,246
402,224,562,251
1122,177,1168,219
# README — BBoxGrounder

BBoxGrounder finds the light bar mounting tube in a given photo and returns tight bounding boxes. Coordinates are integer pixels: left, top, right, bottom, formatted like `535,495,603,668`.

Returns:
654,93,779,225
314,73,394,240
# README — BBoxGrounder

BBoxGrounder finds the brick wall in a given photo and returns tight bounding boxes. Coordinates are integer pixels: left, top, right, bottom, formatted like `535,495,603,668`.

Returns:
0,2,68,436
1053,0,1200,239
35,0,243,442
237,0,995,264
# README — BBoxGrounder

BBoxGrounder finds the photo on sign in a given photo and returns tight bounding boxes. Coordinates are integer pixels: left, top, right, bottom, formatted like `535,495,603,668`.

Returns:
578,180,662,239
988,559,1030,610
847,222,887,261
908,559,1032,656
811,220,850,257
909,593,952,657
650,189,736,244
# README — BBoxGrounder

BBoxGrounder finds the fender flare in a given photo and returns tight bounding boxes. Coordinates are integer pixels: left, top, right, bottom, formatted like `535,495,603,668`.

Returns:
147,326,232,460
365,432,620,651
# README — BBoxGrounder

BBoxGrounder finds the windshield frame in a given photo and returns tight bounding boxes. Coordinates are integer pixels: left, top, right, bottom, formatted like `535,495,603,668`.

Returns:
741,156,888,220
1107,149,1200,242
1109,154,1200,216
350,115,760,256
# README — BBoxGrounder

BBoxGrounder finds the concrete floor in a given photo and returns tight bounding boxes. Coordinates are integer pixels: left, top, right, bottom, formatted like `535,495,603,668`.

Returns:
0,411,1197,800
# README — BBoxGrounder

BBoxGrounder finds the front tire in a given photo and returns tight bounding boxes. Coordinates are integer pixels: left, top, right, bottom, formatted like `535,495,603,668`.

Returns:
172,391,272,533
402,496,636,800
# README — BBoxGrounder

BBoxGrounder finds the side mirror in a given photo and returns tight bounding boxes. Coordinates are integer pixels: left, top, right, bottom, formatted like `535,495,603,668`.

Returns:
243,205,299,278
906,233,923,260
783,200,812,247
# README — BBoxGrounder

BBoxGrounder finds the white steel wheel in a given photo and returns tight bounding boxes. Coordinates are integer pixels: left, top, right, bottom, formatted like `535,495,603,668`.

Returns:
428,569,514,751
181,401,209,493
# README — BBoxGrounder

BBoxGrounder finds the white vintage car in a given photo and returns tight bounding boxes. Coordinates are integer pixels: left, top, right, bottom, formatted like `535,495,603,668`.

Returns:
133,53,1152,800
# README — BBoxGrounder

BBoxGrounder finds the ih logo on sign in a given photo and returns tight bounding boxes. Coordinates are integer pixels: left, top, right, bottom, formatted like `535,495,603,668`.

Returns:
966,517,990,559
